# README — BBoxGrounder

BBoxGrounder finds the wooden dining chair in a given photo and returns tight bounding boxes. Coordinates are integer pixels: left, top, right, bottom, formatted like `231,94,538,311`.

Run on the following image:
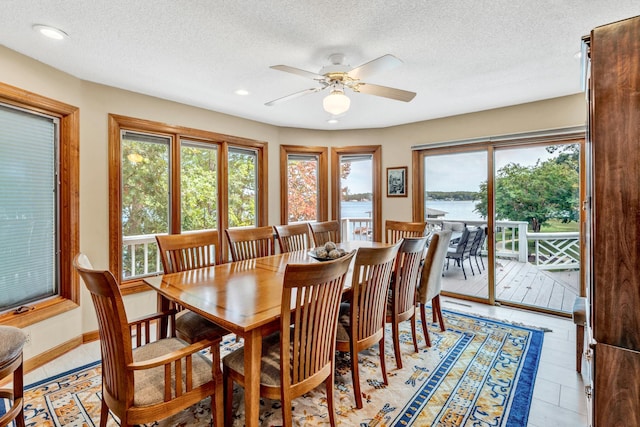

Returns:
384,220,428,244
222,251,355,427
336,243,400,408
386,236,428,369
156,231,230,343
273,223,311,253
309,220,341,246
225,226,276,261
416,230,451,347
73,254,223,427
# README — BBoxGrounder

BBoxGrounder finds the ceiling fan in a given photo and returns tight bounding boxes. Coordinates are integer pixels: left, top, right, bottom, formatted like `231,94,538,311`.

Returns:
265,53,417,115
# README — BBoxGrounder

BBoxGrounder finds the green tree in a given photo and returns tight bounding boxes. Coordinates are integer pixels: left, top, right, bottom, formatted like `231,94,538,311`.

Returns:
121,139,170,276
228,150,257,227
122,140,169,236
475,144,579,231
181,145,218,231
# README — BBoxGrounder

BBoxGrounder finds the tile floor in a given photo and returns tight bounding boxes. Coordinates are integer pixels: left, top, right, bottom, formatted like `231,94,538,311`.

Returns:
19,297,588,427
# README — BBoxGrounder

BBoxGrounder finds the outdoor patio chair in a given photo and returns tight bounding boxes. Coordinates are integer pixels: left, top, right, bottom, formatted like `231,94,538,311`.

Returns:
445,227,479,280
442,221,465,245
468,225,487,271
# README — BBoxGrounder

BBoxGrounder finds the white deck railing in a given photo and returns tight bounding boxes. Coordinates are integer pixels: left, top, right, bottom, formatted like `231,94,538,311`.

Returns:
527,231,580,270
341,217,373,241
122,220,579,278
122,233,162,278
426,219,579,270
427,219,529,262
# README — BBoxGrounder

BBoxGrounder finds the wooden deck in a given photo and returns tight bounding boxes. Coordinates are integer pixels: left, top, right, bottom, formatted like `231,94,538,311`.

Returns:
441,255,579,314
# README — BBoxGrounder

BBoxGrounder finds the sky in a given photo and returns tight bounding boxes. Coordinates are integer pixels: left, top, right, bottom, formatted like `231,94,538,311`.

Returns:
343,145,562,194
425,146,558,192
343,159,372,194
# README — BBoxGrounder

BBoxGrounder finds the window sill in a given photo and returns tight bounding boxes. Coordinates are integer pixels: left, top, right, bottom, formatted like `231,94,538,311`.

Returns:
120,279,155,295
0,297,79,328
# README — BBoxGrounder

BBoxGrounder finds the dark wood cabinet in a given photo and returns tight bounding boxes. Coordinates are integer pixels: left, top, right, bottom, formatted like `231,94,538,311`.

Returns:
586,14,640,427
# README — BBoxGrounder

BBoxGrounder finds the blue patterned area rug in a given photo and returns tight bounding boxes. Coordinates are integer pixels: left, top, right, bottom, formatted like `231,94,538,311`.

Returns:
8,309,543,426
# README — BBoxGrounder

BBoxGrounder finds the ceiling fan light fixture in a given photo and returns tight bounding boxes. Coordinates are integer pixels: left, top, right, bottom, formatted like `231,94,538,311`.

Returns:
323,89,350,115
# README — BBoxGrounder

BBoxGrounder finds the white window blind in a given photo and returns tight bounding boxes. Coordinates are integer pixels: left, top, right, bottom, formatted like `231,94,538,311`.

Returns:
0,104,58,312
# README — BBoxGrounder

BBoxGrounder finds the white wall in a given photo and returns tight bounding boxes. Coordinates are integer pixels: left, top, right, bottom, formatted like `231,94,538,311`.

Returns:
0,45,585,360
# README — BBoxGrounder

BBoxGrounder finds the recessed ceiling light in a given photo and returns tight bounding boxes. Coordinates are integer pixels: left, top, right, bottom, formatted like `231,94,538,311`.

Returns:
234,89,249,96
33,24,69,40
327,118,339,124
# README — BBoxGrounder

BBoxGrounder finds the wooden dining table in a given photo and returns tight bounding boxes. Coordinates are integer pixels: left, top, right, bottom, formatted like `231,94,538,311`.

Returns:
143,240,389,427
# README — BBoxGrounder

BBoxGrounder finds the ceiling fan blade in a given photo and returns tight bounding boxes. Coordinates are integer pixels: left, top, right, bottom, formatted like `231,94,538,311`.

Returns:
265,87,325,106
355,83,416,102
270,65,327,81
347,54,403,80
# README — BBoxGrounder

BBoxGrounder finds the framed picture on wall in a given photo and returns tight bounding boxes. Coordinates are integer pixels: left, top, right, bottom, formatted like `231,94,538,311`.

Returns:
387,166,407,197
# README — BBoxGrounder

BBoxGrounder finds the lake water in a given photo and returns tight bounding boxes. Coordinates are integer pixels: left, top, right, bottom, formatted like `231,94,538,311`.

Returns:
426,200,484,221
341,200,484,221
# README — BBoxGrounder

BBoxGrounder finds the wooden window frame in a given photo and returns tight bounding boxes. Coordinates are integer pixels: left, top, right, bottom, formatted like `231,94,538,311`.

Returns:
0,82,80,327
331,145,382,242
279,145,328,225
109,114,267,292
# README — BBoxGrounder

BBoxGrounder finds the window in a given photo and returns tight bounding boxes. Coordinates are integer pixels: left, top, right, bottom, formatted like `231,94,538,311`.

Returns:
0,82,79,327
331,146,382,242
280,145,328,224
228,147,258,228
181,140,218,231
120,131,170,279
109,114,267,289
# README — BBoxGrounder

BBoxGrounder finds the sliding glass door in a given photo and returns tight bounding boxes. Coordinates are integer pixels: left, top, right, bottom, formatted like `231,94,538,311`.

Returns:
418,134,584,315
493,143,581,314
424,150,489,301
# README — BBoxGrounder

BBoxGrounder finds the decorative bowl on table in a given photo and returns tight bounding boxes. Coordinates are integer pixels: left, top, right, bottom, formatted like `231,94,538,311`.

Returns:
308,242,347,261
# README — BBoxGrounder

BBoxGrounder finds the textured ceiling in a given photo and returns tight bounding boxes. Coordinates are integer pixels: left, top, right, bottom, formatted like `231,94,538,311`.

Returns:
1,1,638,130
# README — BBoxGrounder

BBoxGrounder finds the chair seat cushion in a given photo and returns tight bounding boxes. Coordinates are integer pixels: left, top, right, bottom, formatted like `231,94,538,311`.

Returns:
222,332,282,387
0,326,26,367
176,311,228,343
132,337,212,406
335,303,352,343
